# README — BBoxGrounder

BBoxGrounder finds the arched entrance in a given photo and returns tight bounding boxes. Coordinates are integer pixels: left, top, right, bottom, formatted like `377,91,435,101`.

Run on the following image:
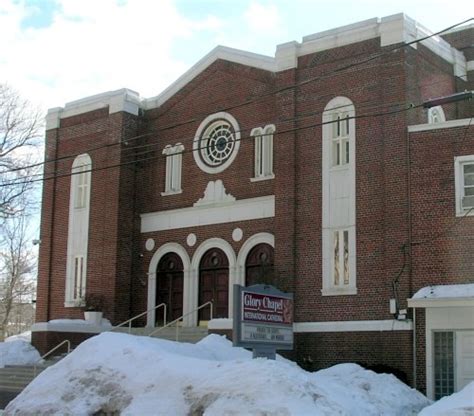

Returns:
199,248,229,321
245,243,274,286
156,252,184,323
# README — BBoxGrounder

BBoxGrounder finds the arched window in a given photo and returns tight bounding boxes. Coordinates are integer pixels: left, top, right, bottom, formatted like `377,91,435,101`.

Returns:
428,106,446,124
65,154,92,306
245,243,274,286
322,97,357,296
251,124,275,181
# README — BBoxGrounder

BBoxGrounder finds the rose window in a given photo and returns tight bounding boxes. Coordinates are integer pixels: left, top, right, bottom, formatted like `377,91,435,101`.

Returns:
200,121,235,166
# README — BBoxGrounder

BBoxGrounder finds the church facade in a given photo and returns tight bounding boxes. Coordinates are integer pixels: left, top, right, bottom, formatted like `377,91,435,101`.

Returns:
33,14,474,399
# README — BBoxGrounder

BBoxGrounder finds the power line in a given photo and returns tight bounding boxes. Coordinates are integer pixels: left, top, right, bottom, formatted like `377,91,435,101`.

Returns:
2,18,470,177
1,101,425,188
1,76,460,178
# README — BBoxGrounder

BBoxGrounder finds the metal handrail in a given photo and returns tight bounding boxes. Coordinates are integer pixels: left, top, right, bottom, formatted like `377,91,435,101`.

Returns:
148,301,213,340
109,303,167,334
34,339,71,376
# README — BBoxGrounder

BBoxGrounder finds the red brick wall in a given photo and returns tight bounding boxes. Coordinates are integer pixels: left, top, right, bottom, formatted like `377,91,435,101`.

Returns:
35,32,472,389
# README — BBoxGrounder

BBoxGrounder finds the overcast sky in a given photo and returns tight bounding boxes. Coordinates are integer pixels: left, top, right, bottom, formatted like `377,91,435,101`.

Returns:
1,0,471,113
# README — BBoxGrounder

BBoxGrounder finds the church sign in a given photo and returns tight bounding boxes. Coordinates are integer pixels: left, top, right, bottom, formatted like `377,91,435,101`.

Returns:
233,284,294,359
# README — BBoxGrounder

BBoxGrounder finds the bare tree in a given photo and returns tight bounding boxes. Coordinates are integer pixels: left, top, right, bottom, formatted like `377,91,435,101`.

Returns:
0,83,42,218
0,213,36,340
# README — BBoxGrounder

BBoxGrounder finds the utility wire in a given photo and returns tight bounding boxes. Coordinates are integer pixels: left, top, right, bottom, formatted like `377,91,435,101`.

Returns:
1,76,460,177
1,102,424,187
2,18,471,177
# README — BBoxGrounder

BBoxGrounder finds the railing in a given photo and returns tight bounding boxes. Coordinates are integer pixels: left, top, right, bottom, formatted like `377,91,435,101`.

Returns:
34,339,71,376
109,303,167,334
148,301,213,341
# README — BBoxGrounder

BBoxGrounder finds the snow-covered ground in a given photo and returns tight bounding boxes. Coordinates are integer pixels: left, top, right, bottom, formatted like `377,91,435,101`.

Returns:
4,331,31,343
0,340,40,368
419,382,474,415
5,333,431,415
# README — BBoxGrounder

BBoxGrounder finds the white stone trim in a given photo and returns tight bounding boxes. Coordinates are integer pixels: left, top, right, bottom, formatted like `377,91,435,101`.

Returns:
408,118,474,132
45,16,466,122
207,319,413,332
194,180,235,207
143,46,276,110
147,242,191,327
294,320,413,332
65,154,92,306
31,321,108,334
454,154,474,217
190,238,237,323
46,89,141,130
236,232,275,286
193,112,241,174
428,106,446,124
140,195,275,233
322,97,357,296
162,143,184,195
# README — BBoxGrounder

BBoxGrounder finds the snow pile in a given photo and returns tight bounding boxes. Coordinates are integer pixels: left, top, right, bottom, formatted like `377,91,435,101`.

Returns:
5,333,430,415
5,331,31,343
419,382,474,415
0,340,40,368
412,283,474,299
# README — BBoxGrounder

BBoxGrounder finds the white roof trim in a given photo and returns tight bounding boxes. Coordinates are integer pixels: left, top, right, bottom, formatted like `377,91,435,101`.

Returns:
408,297,474,308
142,46,276,110
408,118,474,132
46,88,141,130
45,14,467,119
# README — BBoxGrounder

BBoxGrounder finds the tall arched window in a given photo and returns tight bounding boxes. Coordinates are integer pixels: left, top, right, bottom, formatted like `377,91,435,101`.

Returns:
322,97,357,296
65,154,92,306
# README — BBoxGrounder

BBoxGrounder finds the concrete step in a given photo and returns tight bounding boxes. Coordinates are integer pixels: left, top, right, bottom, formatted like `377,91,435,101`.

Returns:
111,326,208,343
0,355,69,409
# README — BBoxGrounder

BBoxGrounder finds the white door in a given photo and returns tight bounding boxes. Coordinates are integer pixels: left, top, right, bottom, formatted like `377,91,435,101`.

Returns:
456,331,474,391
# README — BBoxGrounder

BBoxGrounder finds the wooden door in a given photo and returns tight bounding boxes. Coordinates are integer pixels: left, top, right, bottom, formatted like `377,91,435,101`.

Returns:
199,249,229,321
156,253,184,324
245,243,274,286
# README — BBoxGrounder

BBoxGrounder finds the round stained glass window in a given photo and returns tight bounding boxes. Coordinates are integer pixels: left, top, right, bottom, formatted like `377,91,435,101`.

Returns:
193,112,241,174
200,121,235,166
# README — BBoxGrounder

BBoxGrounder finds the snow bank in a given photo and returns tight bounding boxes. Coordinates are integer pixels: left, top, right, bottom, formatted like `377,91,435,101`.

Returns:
412,283,474,299
5,333,430,415
0,340,40,368
5,331,31,343
419,382,474,415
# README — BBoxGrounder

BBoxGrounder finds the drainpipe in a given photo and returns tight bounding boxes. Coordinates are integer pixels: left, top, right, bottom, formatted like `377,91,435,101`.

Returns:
413,307,417,389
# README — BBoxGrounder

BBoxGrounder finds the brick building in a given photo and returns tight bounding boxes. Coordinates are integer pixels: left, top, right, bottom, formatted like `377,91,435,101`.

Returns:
32,14,474,399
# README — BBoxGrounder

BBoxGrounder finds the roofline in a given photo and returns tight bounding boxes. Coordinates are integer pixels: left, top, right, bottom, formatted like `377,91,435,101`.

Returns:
408,297,474,308
46,13,467,128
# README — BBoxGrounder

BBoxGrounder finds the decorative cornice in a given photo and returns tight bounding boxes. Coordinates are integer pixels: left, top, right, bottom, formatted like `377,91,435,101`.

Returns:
194,180,235,207
45,88,141,130
45,15,467,121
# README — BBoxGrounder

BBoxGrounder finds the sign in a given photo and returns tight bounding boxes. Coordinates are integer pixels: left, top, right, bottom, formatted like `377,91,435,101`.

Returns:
233,284,294,359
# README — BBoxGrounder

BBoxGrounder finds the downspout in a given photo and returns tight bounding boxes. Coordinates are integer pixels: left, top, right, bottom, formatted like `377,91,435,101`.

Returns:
46,129,60,321
413,307,417,389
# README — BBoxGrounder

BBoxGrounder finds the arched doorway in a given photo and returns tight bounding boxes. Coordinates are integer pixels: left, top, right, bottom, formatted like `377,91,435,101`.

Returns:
245,243,274,286
199,248,229,321
156,252,184,324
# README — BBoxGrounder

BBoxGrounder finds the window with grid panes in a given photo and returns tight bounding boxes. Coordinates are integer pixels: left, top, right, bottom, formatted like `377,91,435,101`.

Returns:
434,331,455,399
332,112,350,167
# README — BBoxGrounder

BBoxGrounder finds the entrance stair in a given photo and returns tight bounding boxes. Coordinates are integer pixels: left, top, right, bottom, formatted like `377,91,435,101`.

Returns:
111,326,209,343
0,353,66,409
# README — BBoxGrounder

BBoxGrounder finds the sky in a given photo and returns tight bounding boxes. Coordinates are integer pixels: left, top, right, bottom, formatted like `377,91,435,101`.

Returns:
0,0,472,114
